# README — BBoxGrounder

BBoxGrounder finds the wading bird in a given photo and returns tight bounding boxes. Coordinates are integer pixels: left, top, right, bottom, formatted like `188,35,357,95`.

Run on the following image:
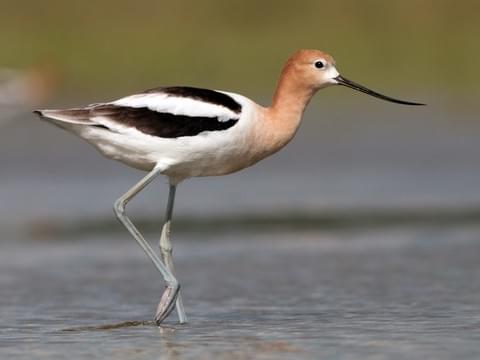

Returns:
34,49,423,325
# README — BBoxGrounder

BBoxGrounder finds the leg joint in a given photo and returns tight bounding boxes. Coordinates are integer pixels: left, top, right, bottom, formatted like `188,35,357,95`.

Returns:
113,198,126,217
160,245,173,254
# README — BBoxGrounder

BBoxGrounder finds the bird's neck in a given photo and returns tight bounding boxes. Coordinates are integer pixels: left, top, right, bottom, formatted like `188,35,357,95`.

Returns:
264,69,316,149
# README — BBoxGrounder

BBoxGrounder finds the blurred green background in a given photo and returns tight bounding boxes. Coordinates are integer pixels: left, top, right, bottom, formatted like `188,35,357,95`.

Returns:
1,0,479,100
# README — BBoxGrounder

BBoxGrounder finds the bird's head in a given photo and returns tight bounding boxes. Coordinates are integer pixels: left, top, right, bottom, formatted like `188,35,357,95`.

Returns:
285,49,424,105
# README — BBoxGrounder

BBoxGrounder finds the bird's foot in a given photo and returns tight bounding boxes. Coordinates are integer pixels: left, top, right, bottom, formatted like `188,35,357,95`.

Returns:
154,283,180,326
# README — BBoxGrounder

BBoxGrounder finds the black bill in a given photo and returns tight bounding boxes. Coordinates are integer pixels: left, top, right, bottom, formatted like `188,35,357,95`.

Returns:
334,75,425,106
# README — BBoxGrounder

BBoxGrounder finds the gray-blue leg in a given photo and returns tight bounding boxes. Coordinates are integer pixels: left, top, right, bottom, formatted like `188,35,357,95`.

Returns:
113,167,179,325
159,184,188,324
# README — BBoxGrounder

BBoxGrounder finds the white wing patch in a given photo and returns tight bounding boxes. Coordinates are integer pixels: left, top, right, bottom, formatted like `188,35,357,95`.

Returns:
112,93,240,122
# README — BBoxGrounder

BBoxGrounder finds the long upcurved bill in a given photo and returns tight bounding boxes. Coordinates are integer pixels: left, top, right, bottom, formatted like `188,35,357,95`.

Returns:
334,75,425,106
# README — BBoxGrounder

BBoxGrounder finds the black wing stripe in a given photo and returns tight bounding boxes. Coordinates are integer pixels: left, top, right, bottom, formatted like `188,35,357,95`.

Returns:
143,86,242,114
92,105,238,138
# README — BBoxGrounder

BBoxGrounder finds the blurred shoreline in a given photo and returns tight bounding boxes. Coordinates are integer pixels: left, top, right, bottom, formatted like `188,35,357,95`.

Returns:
25,205,480,240
1,2,479,98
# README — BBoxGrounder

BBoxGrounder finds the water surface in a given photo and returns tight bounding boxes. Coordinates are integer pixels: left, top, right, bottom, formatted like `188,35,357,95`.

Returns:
1,105,480,359
1,227,479,359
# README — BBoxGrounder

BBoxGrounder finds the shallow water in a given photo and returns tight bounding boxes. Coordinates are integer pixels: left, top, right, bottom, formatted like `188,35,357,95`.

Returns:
1,227,480,359
1,103,480,358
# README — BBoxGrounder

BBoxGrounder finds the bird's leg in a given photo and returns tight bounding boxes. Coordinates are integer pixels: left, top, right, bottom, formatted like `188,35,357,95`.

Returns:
113,167,179,325
158,184,188,324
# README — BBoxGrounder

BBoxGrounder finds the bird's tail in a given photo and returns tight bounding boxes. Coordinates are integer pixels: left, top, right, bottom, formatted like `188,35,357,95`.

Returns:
33,108,94,125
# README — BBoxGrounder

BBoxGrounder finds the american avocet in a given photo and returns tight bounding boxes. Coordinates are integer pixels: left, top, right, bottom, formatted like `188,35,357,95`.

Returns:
34,49,423,325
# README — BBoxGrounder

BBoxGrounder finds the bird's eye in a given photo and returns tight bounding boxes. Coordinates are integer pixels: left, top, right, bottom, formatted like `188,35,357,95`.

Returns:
314,60,325,69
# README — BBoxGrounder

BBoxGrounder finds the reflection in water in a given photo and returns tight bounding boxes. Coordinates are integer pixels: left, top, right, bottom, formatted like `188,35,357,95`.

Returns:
62,320,156,332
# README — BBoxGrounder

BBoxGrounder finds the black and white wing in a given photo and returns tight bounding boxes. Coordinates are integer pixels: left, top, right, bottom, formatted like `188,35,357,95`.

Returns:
35,86,243,138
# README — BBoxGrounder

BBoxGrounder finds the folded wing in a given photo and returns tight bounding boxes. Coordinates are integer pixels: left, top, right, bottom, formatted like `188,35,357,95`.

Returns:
35,86,243,138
